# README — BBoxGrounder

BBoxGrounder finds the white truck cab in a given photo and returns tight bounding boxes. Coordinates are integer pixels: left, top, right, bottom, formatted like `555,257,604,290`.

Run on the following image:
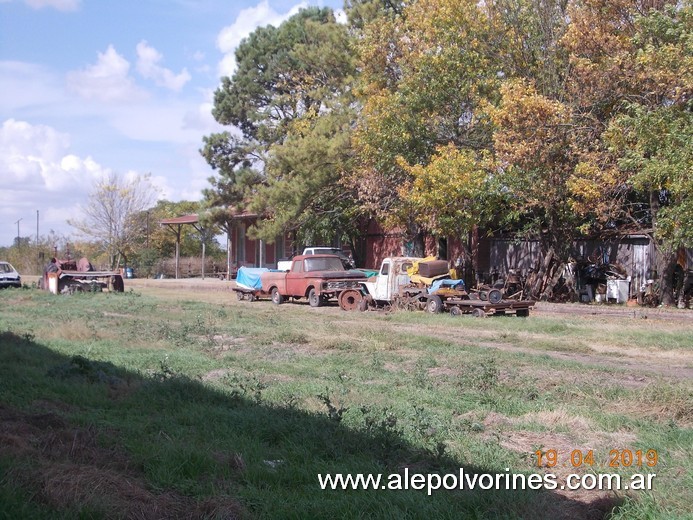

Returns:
363,257,421,303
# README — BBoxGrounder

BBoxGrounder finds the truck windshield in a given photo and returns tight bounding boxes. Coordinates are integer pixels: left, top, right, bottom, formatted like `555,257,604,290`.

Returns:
304,257,344,272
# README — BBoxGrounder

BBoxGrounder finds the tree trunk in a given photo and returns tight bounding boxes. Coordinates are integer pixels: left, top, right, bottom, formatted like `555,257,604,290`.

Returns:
656,247,678,306
678,269,690,309
650,189,677,306
541,262,565,301
529,247,554,300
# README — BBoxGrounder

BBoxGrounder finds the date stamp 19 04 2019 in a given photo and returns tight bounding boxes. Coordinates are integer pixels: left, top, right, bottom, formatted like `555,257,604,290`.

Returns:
535,449,658,468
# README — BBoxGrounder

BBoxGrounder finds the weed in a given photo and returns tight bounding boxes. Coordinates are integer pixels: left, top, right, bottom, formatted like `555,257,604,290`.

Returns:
46,355,124,386
224,373,267,404
317,391,348,423
154,355,177,381
459,356,499,392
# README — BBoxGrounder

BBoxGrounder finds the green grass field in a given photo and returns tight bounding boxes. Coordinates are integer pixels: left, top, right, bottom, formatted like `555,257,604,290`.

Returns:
1,283,691,519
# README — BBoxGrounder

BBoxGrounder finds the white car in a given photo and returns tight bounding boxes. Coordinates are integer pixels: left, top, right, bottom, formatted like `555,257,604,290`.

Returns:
0,261,21,288
302,247,355,269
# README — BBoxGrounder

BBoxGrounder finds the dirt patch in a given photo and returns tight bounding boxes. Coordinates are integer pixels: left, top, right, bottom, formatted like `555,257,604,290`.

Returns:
428,366,459,378
0,403,244,518
452,328,692,380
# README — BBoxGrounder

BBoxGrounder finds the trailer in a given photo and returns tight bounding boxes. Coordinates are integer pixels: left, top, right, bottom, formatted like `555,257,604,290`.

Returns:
435,296,534,317
233,267,272,301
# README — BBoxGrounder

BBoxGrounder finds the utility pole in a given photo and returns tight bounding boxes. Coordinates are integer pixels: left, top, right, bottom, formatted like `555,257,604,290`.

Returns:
14,218,22,248
36,210,40,274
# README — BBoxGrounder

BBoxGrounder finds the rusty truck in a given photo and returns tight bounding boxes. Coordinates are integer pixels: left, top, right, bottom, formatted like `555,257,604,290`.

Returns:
261,254,366,307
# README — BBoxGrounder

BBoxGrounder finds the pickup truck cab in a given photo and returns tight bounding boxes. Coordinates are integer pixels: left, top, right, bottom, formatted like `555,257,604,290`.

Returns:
277,247,355,271
261,254,366,307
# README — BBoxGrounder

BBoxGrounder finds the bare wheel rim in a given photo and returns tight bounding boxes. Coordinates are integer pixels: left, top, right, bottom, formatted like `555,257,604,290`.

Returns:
339,289,362,311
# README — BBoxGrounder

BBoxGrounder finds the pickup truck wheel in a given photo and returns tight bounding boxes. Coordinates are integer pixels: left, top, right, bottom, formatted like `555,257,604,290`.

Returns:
426,295,443,314
308,288,323,308
271,287,284,305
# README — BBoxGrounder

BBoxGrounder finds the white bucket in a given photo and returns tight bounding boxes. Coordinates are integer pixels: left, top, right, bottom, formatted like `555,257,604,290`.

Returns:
606,279,630,304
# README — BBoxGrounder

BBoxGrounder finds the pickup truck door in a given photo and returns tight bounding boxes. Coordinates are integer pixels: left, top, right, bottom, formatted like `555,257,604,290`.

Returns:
285,259,304,296
373,260,391,301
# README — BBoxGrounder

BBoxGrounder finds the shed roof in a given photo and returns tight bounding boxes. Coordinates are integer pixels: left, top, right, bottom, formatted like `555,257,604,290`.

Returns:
160,214,199,225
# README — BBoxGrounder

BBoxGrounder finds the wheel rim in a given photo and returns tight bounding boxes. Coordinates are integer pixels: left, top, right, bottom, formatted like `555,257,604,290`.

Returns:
309,289,321,307
489,289,502,304
339,289,362,311
427,296,442,313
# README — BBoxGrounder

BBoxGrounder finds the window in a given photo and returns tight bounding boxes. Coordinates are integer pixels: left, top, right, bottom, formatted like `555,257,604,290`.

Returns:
304,257,343,272
380,262,390,275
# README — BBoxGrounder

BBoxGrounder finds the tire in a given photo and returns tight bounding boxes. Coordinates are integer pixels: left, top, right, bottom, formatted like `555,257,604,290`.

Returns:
449,306,462,317
471,308,486,318
271,287,284,305
308,288,323,308
236,290,244,301
426,295,443,314
357,298,369,312
488,289,503,305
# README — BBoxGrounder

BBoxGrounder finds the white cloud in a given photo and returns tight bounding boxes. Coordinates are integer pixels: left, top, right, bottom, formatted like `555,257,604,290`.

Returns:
0,119,108,192
216,0,308,77
66,45,147,102
136,41,191,92
22,0,80,10
0,118,173,245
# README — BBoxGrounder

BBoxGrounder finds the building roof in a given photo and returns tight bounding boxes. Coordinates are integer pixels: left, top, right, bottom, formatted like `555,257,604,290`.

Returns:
160,214,199,225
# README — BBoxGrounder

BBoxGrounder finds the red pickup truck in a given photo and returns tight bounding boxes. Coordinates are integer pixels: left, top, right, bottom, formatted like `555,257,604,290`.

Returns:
261,254,366,307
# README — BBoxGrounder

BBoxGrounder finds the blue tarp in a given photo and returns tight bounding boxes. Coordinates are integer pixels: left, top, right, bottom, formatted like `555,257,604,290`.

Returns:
430,278,465,293
236,267,269,290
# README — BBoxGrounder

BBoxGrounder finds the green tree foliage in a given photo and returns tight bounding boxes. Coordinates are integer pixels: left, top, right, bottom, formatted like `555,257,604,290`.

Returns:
351,0,500,229
561,0,691,303
490,79,580,255
351,0,570,249
397,145,497,240
198,0,689,304
202,7,362,245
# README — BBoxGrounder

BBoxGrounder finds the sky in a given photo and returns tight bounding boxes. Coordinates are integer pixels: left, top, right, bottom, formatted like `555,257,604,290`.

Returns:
0,0,344,247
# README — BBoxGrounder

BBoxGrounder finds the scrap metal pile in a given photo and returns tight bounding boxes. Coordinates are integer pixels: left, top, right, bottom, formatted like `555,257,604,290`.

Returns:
41,255,124,295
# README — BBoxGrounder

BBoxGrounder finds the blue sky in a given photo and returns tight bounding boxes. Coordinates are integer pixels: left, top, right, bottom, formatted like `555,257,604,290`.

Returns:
0,0,344,246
